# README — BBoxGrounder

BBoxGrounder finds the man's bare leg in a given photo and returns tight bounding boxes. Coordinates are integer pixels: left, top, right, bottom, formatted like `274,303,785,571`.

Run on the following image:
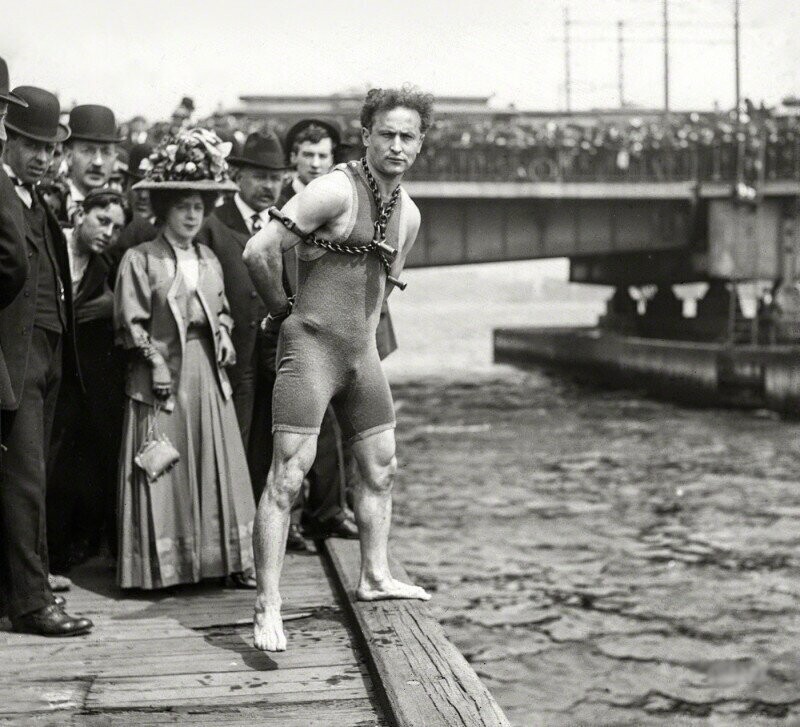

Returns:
350,429,431,602
253,431,318,651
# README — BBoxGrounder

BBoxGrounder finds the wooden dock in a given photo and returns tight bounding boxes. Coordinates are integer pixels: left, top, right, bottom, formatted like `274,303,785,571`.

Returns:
0,540,509,727
495,325,800,417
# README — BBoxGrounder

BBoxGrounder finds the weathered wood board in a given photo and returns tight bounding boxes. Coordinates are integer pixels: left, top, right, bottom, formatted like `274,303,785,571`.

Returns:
324,538,511,727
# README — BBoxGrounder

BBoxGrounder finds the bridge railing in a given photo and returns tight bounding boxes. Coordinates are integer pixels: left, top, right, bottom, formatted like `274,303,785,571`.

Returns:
407,140,800,184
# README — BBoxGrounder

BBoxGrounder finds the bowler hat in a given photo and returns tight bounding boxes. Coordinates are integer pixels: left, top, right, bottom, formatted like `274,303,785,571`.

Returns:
228,131,291,170
284,118,341,163
5,87,70,143
69,104,124,144
0,57,27,107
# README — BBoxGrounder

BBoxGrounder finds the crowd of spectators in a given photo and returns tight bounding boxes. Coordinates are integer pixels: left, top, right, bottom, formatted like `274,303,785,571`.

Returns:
411,103,800,184
3,92,786,243
70,96,800,191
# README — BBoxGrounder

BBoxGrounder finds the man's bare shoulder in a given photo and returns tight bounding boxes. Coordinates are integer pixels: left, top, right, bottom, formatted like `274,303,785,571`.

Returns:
400,189,421,232
288,171,350,219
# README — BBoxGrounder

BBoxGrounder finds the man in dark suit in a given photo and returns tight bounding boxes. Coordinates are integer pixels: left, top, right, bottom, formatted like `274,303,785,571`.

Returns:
47,188,126,571
64,104,123,221
196,131,316,549
0,58,30,413
0,86,92,636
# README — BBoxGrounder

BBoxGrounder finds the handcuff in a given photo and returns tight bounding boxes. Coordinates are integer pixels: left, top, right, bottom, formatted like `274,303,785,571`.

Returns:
260,296,295,333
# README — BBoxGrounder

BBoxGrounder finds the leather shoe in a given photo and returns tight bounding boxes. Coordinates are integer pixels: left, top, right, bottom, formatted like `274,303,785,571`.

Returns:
286,522,309,552
228,571,257,589
48,573,72,592
304,513,359,540
12,604,93,637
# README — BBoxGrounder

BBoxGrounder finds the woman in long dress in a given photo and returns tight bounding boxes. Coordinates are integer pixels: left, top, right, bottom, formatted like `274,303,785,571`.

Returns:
114,130,256,589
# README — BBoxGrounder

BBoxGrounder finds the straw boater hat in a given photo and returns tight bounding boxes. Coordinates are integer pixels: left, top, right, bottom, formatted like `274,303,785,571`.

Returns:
133,128,237,191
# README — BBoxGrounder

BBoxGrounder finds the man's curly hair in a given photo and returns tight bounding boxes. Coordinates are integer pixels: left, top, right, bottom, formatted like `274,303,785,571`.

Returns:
360,85,434,135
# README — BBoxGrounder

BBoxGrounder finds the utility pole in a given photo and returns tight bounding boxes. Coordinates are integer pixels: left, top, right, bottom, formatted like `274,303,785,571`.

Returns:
734,0,741,116
564,4,572,112
617,20,625,108
663,0,670,118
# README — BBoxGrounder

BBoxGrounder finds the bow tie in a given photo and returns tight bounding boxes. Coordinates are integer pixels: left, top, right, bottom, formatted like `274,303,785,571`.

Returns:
10,175,32,191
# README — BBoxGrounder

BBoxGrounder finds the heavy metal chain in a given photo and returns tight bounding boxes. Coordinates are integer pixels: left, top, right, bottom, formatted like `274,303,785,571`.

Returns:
266,158,406,289
360,156,401,262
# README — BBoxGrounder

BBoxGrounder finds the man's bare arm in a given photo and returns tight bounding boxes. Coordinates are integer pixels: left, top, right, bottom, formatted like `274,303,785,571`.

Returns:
243,174,350,312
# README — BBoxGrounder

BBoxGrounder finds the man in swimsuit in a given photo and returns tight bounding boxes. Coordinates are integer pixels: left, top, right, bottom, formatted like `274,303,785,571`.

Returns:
244,87,433,652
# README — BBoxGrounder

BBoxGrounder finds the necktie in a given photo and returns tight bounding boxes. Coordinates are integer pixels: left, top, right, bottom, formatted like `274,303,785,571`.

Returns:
251,213,262,233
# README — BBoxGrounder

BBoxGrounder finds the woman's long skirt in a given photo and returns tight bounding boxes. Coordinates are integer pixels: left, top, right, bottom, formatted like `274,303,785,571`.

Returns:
117,337,255,589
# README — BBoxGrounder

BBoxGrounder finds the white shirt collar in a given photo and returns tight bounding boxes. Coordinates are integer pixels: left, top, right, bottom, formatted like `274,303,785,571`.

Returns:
66,178,86,221
233,193,269,234
3,163,32,209
67,178,85,203
64,227,90,294
291,176,305,196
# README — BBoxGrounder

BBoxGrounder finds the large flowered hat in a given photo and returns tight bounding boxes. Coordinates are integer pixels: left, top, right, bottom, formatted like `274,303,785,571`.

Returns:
133,127,238,191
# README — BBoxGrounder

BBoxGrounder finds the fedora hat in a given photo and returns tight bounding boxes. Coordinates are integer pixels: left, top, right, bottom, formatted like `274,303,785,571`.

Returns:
6,86,70,143
228,131,291,170
69,104,124,144
284,118,341,162
0,57,27,107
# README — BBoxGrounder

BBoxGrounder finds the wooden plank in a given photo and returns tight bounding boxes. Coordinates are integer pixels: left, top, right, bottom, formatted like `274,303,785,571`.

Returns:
2,619,347,658
0,600,338,646
0,699,389,726
4,642,357,679
84,664,372,709
324,539,511,727
0,618,347,659
53,597,338,630
0,681,88,714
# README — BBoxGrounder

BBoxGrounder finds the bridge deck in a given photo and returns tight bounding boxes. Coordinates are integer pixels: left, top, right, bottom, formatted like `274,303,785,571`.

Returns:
406,179,800,199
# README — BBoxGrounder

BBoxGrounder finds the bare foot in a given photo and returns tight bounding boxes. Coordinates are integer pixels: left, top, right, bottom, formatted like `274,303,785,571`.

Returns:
356,577,432,602
253,596,286,651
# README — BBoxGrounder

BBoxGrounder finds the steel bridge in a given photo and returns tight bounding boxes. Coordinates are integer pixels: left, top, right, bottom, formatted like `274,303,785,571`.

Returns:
403,153,800,290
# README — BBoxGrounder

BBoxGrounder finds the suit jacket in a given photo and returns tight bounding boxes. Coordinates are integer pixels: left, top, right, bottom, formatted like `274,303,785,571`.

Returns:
113,235,234,411
0,184,80,411
0,168,28,309
66,244,122,383
195,198,268,387
0,168,28,408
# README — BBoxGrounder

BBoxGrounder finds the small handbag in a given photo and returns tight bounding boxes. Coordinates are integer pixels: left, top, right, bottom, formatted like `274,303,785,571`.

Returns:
134,402,180,483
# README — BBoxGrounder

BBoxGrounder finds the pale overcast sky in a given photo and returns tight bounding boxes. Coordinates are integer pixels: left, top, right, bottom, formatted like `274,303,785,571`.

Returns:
4,0,798,121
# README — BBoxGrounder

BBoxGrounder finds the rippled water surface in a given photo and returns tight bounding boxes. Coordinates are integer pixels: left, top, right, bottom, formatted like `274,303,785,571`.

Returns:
383,263,800,726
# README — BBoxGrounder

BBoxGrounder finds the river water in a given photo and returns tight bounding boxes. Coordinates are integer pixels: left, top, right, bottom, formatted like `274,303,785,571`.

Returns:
383,263,800,726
